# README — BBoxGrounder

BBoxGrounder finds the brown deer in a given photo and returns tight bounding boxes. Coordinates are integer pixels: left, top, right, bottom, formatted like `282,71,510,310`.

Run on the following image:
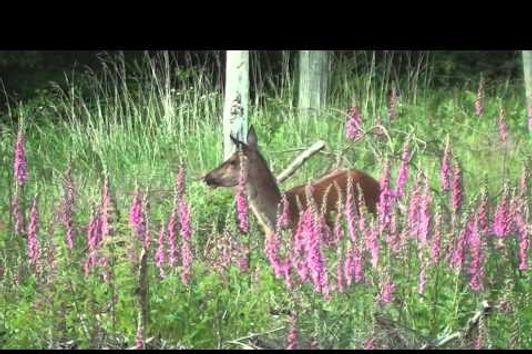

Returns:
202,126,381,236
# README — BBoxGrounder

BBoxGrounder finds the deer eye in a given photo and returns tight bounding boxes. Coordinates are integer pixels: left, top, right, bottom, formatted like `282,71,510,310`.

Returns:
230,160,237,166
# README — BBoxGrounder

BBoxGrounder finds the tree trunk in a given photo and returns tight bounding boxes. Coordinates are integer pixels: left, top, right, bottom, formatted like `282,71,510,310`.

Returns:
223,51,249,159
297,51,330,117
523,51,532,132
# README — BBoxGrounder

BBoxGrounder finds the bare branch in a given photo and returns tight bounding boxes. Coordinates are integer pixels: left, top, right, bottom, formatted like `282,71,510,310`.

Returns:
275,140,326,184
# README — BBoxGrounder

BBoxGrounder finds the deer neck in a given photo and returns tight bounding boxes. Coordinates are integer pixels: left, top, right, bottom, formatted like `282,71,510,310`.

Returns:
243,154,281,235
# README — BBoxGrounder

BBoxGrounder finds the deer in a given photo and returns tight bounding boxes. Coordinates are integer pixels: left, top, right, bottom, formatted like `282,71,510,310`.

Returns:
202,126,381,237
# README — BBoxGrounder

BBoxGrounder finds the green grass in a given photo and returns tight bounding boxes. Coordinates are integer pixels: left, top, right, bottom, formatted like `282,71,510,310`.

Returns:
0,52,530,349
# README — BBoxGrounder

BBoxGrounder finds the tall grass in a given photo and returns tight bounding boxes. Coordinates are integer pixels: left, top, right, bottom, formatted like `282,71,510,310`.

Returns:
0,51,530,349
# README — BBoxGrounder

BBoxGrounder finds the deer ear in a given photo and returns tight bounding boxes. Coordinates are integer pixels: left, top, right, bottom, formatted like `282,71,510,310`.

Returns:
230,134,247,149
247,126,258,149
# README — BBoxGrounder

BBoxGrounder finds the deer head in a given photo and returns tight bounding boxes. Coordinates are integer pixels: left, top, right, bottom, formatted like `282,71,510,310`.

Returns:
203,126,259,188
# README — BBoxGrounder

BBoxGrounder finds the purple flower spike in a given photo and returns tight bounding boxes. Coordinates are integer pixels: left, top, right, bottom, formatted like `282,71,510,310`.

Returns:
345,106,362,141
378,273,395,305
377,159,393,235
179,200,193,285
468,216,483,292
287,313,298,349
235,152,249,233
155,223,166,277
129,188,147,242
497,107,509,144
450,158,463,213
395,141,410,199
493,184,511,238
14,130,28,185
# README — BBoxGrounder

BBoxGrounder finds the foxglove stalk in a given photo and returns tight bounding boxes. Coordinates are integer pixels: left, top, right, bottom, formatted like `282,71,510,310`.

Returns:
475,78,484,116
477,186,490,236
497,107,508,144
336,247,344,293
179,200,192,285
450,158,463,212
60,164,77,249
395,141,410,199
440,138,451,192
379,273,395,305
291,209,309,282
13,130,27,185
100,176,113,239
493,184,511,238
377,159,393,234
27,196,40,271
235,152,249,233
417,179,431,248
468,216,483,292
345,106,362,140
129,188,147,242
167,209,178,267
155,223,166,277
84,207,102,274
287,313,298,349
388,86,398,120
407,175,422,237
11,194,24,236
449,218,470,270
430,209,442,264
515,212,529,271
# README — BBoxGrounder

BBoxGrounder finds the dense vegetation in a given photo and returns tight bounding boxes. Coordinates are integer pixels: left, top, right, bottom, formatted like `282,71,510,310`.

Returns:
0,51,530,349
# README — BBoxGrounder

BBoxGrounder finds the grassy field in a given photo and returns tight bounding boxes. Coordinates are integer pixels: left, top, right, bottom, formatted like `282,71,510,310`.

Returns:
0,52,530,349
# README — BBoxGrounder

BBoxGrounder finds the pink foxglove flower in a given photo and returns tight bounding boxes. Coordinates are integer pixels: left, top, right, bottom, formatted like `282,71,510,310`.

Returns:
129,188,147,242
84,207,102,274
395,141,410,199
235,152,249,233
167,208,178,268
287,313,298,349
493,184,511,238
378,273,395,305
467,216,483,292
13,129,28,185
155,223,166,277
430,209,442,264
377,159,393,234
345,106,362,140
450,158,463,212
477,186,490,236
179,200,193,285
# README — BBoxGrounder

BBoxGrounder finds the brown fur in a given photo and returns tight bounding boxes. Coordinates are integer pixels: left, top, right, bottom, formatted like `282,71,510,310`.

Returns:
284,168,380,229
203,126,381,236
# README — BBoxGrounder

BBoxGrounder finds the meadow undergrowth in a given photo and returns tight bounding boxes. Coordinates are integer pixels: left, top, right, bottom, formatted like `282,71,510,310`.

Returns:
0,51,530,349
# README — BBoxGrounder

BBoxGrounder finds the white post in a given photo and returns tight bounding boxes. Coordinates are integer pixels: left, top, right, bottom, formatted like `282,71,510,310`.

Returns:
223,50,250,159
